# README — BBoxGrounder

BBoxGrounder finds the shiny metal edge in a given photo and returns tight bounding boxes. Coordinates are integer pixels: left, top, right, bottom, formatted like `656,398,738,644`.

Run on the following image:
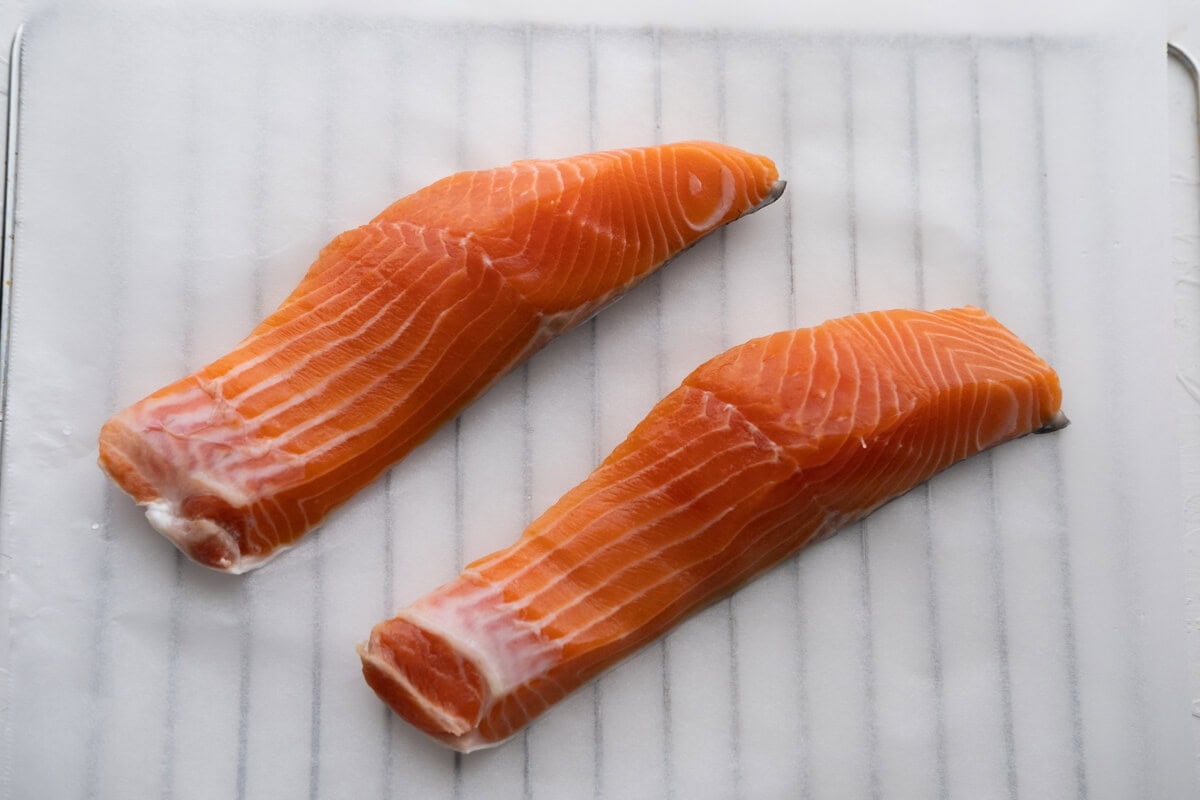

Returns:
0,24,20,445
0,26,22,796
1169,42,1198,79
1170,42,1200,136
1170,42,1200,262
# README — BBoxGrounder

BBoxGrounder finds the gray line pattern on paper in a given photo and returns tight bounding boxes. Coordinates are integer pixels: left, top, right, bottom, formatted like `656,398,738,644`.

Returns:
307,28,339,800
585,24,605,800
907,44,948,800
236,29,273,800
968,40,1019,800
81,28,127,797
160,34,203,800
1031,39,1088,800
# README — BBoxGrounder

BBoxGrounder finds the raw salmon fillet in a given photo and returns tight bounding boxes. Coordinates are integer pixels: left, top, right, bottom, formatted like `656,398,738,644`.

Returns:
360,306,1066,752
98,141,783,573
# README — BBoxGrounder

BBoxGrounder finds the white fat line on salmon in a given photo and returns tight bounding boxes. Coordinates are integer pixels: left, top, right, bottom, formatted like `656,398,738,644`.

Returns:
530,439,788,631
248,308,540,498
135,383,240,433
464,399,724,578
226,241,444,409
259,277,514,456
237,259,460,431
482,397,790,606
545,464,792,643
120,398,297,486
231,224,454,378
229,228,404,367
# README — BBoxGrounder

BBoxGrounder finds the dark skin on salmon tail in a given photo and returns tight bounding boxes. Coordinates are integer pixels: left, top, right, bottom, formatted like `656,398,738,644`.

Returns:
1034,410,1070,433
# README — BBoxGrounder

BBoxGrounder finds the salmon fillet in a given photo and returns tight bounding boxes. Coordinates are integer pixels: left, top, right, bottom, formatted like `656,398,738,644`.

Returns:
98,141,783,573
359,306,1066,752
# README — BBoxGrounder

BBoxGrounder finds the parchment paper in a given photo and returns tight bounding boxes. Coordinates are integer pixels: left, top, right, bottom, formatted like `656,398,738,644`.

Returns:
0,3,1191,798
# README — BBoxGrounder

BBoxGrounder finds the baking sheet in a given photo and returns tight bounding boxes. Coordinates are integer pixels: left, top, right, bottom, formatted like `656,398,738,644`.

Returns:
0,5,1192,799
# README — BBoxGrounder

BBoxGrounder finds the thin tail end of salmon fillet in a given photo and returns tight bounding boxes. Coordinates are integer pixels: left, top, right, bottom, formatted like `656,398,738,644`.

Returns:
759,179,787,211
97,417,267,574
359,619,494,753
1036,410,1070,432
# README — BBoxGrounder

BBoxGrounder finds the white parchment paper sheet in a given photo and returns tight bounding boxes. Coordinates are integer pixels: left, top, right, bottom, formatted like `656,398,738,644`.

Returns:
0,4,1191,799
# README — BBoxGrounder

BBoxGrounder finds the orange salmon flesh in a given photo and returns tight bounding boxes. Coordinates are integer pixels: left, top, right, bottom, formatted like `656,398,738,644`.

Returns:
97,141,784,573
359,306,1066,752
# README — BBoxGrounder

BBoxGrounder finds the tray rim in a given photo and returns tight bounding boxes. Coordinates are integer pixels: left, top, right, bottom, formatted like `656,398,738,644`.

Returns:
0,24,23,470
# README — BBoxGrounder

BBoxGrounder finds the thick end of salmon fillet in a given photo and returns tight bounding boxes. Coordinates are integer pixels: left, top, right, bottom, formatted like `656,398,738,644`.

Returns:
360,574,564,751
98,416,260,573
359,619,492,752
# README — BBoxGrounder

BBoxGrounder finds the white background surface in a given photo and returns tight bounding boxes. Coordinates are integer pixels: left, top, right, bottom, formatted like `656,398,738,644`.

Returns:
1,1,1196,797
1170,0,1200,786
